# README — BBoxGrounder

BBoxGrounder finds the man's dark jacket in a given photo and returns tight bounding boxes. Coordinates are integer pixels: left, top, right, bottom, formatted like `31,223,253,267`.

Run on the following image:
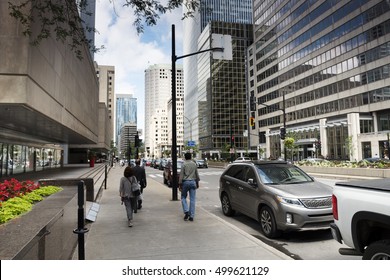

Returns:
133,165,147,189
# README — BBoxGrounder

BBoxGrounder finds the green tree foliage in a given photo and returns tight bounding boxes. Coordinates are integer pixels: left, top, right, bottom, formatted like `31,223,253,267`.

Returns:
8,0,199,59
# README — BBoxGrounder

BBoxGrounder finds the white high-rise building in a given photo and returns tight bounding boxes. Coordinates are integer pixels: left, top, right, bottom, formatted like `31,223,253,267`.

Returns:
144,64,184,158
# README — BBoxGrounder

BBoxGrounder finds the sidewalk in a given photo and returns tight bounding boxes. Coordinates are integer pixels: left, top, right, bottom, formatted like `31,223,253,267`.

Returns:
83,165,290,260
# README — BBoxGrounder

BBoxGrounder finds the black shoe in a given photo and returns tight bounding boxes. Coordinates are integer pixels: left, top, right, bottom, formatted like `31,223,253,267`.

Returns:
184,212,189,221
134,209,137,213
189,217,194,222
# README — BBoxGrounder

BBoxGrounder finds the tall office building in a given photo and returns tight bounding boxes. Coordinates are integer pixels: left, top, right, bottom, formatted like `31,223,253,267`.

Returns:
96,65,115,142
249,0,390,161
116,94,137,154
183,0,253,157
119,122,138,159
144,64,184,158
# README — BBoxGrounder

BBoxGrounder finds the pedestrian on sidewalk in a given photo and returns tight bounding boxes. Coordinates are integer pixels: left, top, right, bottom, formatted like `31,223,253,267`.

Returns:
179,152,200,222
119,166,138,227
133,158,147,210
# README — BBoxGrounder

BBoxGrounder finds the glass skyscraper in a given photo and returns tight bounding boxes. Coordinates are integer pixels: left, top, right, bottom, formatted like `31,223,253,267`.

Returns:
183,0,253,158
249,0,390,161
116,94,137,151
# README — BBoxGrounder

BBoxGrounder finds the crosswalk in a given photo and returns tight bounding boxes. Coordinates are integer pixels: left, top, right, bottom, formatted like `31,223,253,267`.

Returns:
148,170,223,179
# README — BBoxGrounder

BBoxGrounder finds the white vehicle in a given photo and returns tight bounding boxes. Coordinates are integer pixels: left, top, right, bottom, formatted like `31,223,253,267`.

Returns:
234,157,251,162
330,178,390,259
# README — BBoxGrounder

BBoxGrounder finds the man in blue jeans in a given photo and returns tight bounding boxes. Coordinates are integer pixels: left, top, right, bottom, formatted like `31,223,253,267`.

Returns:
179,152,200,221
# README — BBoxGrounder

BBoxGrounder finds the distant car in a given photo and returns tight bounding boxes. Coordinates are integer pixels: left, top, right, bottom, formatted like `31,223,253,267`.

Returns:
234,157,251,162
153,159,161,169
363,157,389,163
219,160,333,238
301,158,329,163
195,159,208,168
163,160,184,187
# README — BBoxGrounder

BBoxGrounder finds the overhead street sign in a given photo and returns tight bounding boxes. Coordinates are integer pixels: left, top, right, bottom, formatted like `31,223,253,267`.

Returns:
187,140,196,147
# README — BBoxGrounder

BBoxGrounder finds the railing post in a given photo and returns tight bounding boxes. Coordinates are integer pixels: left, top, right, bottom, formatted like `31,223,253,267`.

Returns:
73,180,89,260
104,164,107,189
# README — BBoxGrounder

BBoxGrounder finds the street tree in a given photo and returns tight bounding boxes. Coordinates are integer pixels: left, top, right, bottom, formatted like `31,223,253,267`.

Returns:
8,0,200,59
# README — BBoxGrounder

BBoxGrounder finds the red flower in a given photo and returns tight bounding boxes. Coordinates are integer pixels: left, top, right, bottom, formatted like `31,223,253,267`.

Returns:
0,179,39,202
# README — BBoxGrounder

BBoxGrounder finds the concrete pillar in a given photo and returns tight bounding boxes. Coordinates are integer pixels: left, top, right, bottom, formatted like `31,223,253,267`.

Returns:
347,113,360,161
265,129,271,159
319,119,328,158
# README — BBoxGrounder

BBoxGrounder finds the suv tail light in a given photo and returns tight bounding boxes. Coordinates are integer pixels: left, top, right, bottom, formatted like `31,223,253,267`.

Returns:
332,194,338,220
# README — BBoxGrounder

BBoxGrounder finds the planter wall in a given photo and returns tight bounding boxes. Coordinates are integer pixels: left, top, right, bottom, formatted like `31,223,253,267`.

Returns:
299,166,390,178
0,185,83,260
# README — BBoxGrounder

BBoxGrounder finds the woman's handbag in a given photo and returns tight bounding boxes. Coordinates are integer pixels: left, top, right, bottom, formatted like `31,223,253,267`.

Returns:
129,177,141,196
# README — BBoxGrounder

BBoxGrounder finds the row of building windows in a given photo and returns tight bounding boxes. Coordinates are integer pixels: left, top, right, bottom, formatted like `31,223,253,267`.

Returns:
258,42,390,97
255,0,388,78
257,23,390,84
259,86,390,128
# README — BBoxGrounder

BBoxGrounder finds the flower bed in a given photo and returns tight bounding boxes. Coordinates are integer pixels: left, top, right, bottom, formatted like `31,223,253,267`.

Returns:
0,179,62,224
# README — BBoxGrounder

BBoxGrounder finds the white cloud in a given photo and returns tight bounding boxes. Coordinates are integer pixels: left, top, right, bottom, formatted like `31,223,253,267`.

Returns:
94,0,184,136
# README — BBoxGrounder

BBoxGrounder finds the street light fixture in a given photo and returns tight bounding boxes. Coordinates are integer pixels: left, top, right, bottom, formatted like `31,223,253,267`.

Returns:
183,115,196,142
258,92,286,161
171,24,228,201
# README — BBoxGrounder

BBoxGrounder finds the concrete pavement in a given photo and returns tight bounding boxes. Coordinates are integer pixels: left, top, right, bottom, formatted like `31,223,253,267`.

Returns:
82,165,291,260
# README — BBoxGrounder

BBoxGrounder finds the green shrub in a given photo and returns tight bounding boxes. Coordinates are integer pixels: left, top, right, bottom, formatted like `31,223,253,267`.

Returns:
0,186,62,224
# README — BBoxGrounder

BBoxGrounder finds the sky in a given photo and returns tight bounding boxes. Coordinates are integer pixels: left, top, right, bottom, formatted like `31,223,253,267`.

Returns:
94,0,185,140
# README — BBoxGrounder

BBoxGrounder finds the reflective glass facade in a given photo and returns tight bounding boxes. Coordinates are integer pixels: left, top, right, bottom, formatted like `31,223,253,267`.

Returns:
116,94,137,148
249,0,390,160
183,0,253,153
198,22,253,152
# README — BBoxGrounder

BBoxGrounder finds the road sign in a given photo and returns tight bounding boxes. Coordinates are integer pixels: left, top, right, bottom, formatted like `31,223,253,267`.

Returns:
187,140,196,147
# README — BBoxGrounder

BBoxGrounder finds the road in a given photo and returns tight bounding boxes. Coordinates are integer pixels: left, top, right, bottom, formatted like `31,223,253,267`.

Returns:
145,166,361,260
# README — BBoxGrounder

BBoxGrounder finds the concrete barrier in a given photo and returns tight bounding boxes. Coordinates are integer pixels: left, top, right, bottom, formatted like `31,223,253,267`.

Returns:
0,185,82,260
299,166,390,178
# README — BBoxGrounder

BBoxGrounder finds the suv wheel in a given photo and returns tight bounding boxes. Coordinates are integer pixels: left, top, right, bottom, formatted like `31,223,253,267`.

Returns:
363,239,390,260
221,193,235,216
259,206,281,239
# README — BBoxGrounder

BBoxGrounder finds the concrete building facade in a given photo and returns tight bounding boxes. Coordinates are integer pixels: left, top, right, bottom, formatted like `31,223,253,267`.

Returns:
0,1,107,177
249,0,390,161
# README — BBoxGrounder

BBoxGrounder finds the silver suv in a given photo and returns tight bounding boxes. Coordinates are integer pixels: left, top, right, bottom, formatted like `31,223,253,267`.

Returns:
219,161,333,238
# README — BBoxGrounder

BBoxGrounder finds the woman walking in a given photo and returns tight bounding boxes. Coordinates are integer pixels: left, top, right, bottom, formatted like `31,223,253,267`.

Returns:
119,166,138,227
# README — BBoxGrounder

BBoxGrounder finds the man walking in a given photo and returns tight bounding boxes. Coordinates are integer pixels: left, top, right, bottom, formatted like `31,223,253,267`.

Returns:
133,159,147,210
179,152,200,221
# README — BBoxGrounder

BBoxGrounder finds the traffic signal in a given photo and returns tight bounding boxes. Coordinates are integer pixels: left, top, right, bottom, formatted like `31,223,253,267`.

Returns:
250,117,255,127
280,127,286,140
135,134,139,147
250,95,256,111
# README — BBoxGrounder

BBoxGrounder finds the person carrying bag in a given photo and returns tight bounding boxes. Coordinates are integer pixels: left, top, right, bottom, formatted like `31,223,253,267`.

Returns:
119,166,140,227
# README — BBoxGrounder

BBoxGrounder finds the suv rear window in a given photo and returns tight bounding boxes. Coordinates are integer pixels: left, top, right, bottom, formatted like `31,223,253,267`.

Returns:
225,165,246,181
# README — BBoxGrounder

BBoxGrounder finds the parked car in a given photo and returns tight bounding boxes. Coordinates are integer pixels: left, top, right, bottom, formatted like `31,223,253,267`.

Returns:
153,159,161,169
163,160,184,187
219,160,333,238
234,157,251,162
195,159,208,168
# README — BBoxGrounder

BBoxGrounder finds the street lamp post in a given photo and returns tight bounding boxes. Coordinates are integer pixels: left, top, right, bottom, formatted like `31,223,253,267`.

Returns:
183,115,195,141
259,92,286,161
171,24,224,201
